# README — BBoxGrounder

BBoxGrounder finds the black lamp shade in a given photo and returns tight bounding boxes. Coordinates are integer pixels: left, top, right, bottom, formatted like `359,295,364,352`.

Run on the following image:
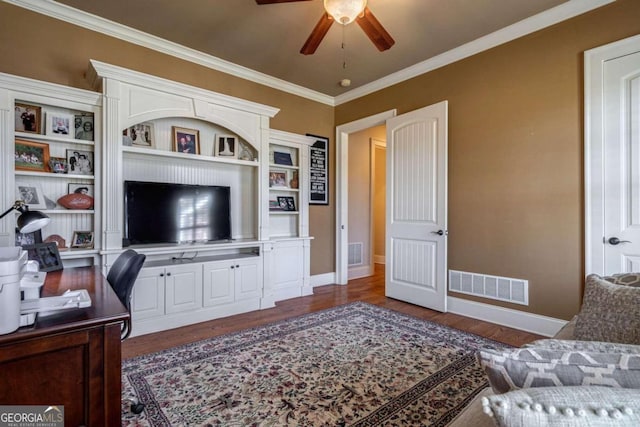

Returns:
17,209,50,233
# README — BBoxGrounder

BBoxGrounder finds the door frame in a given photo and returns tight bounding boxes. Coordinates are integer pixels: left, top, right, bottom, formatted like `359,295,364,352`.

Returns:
585,33,640,275
335,109,397,285
370,138,386,266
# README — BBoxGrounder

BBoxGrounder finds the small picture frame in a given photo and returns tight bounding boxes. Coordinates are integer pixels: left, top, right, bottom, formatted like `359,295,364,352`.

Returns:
74,114,94,141
46,111,74,137
66,149,94,175
124,122,154,147
23,242,63,272
269,200,282,211
49,156,68,174
71,231,94,249
15,228,43,247
15,103,41,134
15,139,50,172
214,134,238,159
269,170,288,188
273,151,293,166
173,126,200,154
68,183,95,198
16,182,47,209
277,196,296,212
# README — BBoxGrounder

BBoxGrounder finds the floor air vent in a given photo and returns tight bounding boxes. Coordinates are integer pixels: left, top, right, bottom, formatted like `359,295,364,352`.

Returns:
348,242,364,266
448,270,528,305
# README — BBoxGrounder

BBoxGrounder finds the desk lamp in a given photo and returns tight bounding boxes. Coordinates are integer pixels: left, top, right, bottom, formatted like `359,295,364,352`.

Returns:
0,200,50,233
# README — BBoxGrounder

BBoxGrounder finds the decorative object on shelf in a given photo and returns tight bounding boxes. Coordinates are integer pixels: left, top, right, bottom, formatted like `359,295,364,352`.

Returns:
173,126,200,154
68,183,95,198
66,149,94,175
15,227,43,247
74,113,94,141
57,192,94,210
269,170,288,188
277,196,296,211
71,231,94,249
124,122,154,147
15,139,50,172
269,200,282,211
290,170,299,189
22,242,63,272
15,182,47,209
238,141,254,161
43,196,56,210
45,111,74,137
44,234,67,250
273,151,293,166
49,156,68,174
0,200,50,233
15,103,41,133
214,134,238,159
307,134,329,205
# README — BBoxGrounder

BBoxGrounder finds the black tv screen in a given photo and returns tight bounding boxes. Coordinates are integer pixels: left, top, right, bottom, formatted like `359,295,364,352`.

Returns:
124,181,232,245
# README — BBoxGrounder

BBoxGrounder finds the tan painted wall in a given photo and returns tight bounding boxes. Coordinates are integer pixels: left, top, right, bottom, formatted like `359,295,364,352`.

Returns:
0,2,335,275
348,129,372,266
336,0,640,320
373,140,386,260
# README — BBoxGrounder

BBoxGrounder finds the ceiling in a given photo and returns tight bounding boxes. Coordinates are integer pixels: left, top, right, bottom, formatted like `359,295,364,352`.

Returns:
47,0,599,98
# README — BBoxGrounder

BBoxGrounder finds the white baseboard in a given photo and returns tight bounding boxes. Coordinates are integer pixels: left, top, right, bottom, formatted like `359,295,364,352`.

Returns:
310,272,337,287
374,255,386,264
348,265,373,280
447,296,568,337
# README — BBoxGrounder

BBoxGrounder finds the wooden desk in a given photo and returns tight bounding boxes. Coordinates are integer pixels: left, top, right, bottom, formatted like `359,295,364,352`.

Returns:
0,266,128,427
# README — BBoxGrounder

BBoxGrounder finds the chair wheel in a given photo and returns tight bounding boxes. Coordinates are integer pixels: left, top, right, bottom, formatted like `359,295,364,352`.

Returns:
131,402,145,414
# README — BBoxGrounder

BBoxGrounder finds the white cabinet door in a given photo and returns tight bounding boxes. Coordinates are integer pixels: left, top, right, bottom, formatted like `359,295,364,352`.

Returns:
235,258,262,300
271,240,303,291
165,263,203,314
131,266,165,320
202,260,235,307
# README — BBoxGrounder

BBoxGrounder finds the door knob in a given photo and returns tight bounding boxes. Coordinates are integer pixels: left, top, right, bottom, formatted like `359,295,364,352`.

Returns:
431,230,447,236
608,237,632,245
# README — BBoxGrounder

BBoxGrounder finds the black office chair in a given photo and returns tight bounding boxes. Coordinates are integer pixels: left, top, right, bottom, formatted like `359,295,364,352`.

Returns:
107,249,146,340
107,249,146,414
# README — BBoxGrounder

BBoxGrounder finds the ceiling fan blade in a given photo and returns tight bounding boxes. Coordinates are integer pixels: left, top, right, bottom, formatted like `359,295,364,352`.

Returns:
300,13,334,55
356,6,395,52
255,0,312,4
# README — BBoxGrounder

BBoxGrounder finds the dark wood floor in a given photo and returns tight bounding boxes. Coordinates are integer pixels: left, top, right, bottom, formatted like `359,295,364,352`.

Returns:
122,264,543,359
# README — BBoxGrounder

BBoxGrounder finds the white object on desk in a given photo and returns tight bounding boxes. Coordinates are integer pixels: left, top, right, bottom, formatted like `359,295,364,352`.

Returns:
21,289,92,315
0,247,27,334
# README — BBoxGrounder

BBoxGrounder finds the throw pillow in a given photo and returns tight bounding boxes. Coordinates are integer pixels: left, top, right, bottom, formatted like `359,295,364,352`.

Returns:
603,272,640,287
476,347,640,394
482,386,640,427
574,274,640,344
525,339,640,354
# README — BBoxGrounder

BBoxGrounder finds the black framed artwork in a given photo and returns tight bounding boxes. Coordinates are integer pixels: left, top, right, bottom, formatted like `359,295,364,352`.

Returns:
307,134,329,205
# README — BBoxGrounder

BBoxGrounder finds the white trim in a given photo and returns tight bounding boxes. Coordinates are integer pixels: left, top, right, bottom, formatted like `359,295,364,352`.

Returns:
447,296,567,337
336,110,396,285
373,255,386,264
3,0,613,106
310,272,336,288
348,265,373,280
334,0,615,105
585,33,640,275
3,0,334,106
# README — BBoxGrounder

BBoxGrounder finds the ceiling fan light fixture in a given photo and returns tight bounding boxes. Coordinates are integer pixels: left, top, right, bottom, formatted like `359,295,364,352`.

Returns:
324,0,367,25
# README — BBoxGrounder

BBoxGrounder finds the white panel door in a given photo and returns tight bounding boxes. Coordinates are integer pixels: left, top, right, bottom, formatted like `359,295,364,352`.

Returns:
385,101,448,311
603,51,640,273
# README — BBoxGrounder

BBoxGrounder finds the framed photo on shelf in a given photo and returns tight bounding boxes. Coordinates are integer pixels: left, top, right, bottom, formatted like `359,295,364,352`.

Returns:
66,149,94,175
46,111,74,137
71,231,94,249
124,122,154,147
68,183,95,197
23,242,63,272
269,170,288,188
15,139,50,172
214,134,238,159
15,228,43,247
15,182,47,209
273,151,293,166
49,156,68,174
15,103,41,134
277,196,296,212
172,126,200,154
74,114,94,141
269,200,282,211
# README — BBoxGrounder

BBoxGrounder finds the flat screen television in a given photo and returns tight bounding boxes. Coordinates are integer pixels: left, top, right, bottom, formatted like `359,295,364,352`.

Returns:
124,181,232,245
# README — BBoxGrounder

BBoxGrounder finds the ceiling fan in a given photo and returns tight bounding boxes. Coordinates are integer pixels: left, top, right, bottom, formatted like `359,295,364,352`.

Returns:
255,0,395,55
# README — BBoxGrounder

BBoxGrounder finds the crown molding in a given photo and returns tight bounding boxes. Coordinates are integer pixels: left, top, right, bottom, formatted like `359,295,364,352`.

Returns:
2,0,336,106
334,0,615,105
3,0,615,107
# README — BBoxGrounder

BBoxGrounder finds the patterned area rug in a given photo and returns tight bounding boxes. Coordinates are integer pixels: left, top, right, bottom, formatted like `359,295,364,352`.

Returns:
122,302,508,426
